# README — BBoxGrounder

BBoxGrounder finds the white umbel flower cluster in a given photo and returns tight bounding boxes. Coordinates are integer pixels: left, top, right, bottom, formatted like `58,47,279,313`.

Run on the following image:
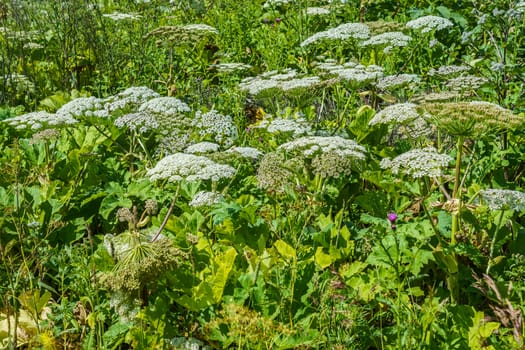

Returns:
105,86,160,114
147,153,236,182
445,75,488,91
239,69,321,96
315,61,383,84
406,15,453,33
479,189,525,212
256,117,312,136
5,111,78,131
182,24,219,34
368,103,420,125
189,191,224,208
138,97,191,115
226,146,263,160
210,62,252,73
263,0,292,7
192,110,238,147
184,142,220,154
103,12,142,21
300,22,370,47
375,74,420,90
114,112,158,133
306,7,330,16
380,147,452,178
56,97,109,119
278,136,367,178
428,65,470,77
359,31,412,53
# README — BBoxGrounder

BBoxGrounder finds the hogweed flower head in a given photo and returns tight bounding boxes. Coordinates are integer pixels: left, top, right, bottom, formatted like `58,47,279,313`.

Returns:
139,96,191,115
368,103,421,126
420,101,522,137
365,20,405,35
306,7,330,16
256,152,303,192
192,110,238,147
380,147,452,178
145,24,218,46
278,136,367,178
114,112,158,133
5,111,78,131
104,86,160,114
56,97,109,119
239,69,321,96
210,62,252,73
103,12,142,21
445,75,488,92
428,65,470,77
375,74,419,90
226,146,263,161
189,191,224,208
406,15,454,33
185,141,220,154
300,22,370,47
29,128,60,144
359,31,412,53
314,60,383,85
479,189,525,212
256,116,312,136
147,153,236,183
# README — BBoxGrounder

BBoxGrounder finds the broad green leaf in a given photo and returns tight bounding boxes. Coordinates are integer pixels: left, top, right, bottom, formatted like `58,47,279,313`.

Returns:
314,247,334,269
274,240,296,260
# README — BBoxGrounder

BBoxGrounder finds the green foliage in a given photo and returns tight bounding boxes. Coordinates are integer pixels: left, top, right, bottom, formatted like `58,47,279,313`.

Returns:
1,0,524,348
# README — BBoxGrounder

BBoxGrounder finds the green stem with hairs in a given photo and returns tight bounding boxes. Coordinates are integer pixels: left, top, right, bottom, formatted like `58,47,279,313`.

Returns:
451,136,464,243
447,136,464,303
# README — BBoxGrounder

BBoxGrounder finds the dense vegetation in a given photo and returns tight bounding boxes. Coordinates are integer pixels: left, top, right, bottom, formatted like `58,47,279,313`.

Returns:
1,0,524,348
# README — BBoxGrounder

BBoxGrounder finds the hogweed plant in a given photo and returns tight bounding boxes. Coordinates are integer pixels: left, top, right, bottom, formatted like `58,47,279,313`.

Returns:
2,0,525,348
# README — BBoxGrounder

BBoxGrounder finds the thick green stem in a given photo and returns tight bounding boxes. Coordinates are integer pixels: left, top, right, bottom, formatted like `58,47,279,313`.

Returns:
448,136,464,303
451,136,464,244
